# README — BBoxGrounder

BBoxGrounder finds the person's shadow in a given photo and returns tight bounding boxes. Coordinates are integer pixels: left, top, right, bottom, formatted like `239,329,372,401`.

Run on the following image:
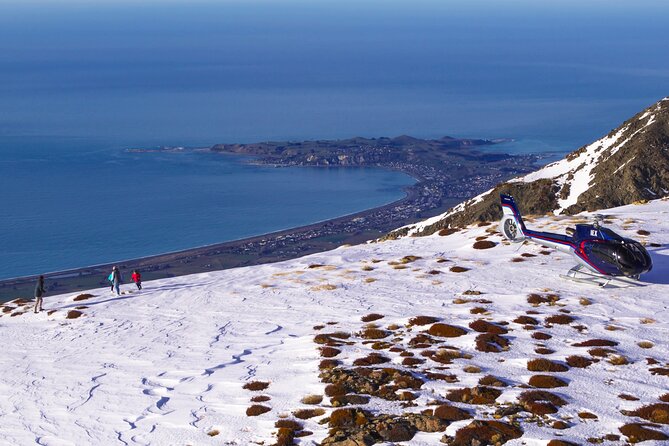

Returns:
642,246,669,285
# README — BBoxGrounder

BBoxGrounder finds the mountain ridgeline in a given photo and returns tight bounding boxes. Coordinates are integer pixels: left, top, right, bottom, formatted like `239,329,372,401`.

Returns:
391,96,669,238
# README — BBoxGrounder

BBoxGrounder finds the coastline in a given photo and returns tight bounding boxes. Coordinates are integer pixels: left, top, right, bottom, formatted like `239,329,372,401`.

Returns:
0,181,447,302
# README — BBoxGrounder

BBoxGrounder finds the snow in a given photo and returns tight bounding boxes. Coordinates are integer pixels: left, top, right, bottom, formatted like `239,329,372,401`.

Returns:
1,199,669,445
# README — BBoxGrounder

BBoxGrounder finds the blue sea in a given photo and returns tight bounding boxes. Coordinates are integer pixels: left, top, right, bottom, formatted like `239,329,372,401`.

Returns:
1,0,668,279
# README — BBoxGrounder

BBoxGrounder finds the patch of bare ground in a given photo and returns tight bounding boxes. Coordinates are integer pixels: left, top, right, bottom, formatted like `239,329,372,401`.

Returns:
473,240,496,249
359,328,390,340
439,228,460,236
450,266,470,273
572,339,618,347
432,404,472,421
514,315,539,325
475,333,510,353
566,355,596,368
622,403,669,424
545,314,575,325
408,315,440,326
243,381,270,391
73,293,95,301
445,386,502,405
619,423,669,442
353,353,391,366
518,390,567,415
320,347,341,358
478,375,508,387
528,375,568,388
361,313,384,323
66,310,83,319
445,420,522,446
527,359,568,372
246,404,271,416
469,319,508,334
293,408,325,419
527,293,560,305
428,323,467,338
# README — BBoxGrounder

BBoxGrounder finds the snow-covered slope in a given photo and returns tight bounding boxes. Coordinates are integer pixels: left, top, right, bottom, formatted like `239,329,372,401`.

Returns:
1,199,669,445
394,96,669,238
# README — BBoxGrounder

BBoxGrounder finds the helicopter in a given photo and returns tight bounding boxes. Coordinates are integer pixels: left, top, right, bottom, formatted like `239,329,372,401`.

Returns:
499,194,653,287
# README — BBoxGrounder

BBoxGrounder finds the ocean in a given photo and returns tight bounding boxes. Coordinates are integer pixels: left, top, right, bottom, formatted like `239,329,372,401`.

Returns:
1,0,668,278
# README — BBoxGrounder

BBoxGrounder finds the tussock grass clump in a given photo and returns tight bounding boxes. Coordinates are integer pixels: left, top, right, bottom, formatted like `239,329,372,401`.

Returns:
545,314,575,325
514,315,539,325
572,339,618,347
618,394,640,401
293,408,325,419
353,353,390,366
521,253,537,258
408,315,439,326
251,395,271,402
438,228,459,236
637,229,651,236
475,333,509,353
527,358,568,372
320,347,341,358
66,310,83,319
462,290,482,295
450,266,470,273
433,404,472,421
361,265,374,271
527,293,560,305
470,307,487,315
313,332,350,344
428,323,467,338
276,419,303,430
73,293,94,301
207,429,219,437
547,440,579,446
401,357,425,366
579,297,593,306
608,355,630,365
364,277,377,283
399,255,421,264
578,411,598,419
246,404,271,416
359,327,390,340
624,403,669,424
518,390,566,415
566,355,595,368
531,332,552,340
478,375,507,387
535,347,555,355
310,284,337,291
463,365,481,373
619,423,669,442
640,318,656,324
468,319,508,334
361,313,384,323
472,240,496,249
445,386,502,405
243,381,270,391
660,394,669,403
300,394,323,405
528,375,568,388
451,420,522,446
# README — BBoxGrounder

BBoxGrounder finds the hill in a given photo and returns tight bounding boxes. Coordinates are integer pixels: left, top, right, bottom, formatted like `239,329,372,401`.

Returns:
390,97,669,238
1,199,668,445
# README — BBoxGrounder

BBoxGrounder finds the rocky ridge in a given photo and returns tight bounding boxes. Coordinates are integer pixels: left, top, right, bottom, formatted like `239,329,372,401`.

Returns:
390,96,669,238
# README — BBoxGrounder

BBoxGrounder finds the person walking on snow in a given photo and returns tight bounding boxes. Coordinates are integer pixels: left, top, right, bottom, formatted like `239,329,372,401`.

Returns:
34,275,45,313
131,270,142,291
110,266,122,295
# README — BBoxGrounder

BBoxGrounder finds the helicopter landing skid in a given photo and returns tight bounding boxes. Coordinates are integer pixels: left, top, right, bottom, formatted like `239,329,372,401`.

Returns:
559,265,644,288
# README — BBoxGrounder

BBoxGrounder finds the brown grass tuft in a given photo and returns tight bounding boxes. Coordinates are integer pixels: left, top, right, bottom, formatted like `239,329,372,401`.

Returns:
637,341,654,349
527,359,568,372
359,327,389,339
566,355,595,368
545,314,575,325
619,423,669,442
207,429,220,437
468,319,508,334
243,381,270,391
579,297,593,306
293,408,325,419
624,403,669,424
408,315,440,326
66,310,83,319
73,293,94,301
361,313,384,322
473,240,496,249
428,323,467,338
251,395,271,402
528,375,568,388
450,266,470,273
320,347,341,358
572,339,618,347
246,404,271,416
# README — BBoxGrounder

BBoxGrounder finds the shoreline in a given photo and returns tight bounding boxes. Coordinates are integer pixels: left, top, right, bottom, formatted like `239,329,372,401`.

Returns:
0,181,441,302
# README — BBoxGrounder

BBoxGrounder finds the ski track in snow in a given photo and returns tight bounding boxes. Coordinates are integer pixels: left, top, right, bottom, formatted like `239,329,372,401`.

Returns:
0,199,668,445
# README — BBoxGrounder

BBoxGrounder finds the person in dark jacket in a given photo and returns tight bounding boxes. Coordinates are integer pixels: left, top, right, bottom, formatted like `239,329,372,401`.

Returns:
131,270,142,290
110,266,122,295
34,275,45,313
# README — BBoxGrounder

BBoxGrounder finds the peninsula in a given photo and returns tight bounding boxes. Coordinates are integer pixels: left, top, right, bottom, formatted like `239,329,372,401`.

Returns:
1,135,538,301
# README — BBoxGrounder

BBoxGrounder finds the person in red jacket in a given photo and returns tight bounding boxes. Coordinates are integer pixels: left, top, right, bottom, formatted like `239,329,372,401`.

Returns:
131,270,142,291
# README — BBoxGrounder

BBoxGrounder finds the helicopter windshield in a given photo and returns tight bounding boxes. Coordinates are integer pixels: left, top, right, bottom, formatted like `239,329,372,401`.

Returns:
598,227,624,241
